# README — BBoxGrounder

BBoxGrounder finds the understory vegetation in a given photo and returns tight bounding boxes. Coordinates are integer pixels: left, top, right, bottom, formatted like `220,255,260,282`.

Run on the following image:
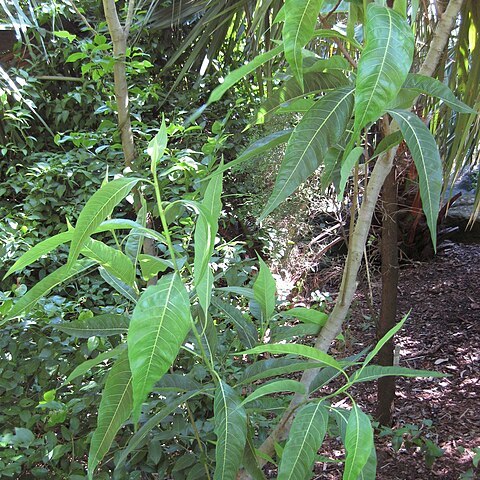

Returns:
0,1,479,479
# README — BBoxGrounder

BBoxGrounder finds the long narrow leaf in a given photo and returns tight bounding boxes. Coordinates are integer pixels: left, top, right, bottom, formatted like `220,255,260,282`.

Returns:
343,404,374,480
242,380,305,406
388,109,442,250
352,365,446,383
283,0,325,88
54,314,130,338
214,381,247,480
82,239,135,287
261,87,355,219
241,344,343,373
99,268,139,303
402,74,477,113
278,402,328,479
128,273,192,421
253,257,276,322
354,4,414,132
88,350,133,479
2,260,95,323
207,45,283,105
68,177,142,265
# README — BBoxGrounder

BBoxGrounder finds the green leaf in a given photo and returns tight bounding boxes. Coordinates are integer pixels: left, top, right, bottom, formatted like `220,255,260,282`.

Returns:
194,170,223,313
66,343,126,383
205,130,292,180
214,381,247,480
358,446,377,480
54,30,77,42
242,380,305,406
278,402,328,479
338,147,363,199
388,110,442,250
4,231,73,279
2,260,95,324
54,314,130,338
239,358,324,385
271,323,321,342
116,390,202,471
261,87,354,219
211,297,258,349
283,0,325,88
241,344,343,373
361,313,408,369
354,4,414,132
216,286,256,300
99,267,139,303
88,350,133,479
68,177,142,265
253,257,276,322
282,307,328,326
255,71,350,125
243,434,267,480
371,131,403,160
207,45,283,105
128,273,192,421
125,199,147,266
343,404,374,480
402,73,477,113
148,116,168,170
138,254,171,281
351,365,446,384
82,239,135,286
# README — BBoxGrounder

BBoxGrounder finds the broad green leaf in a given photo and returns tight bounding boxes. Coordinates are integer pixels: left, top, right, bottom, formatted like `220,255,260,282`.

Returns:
241,344,343,372
68,177,142,265
204,130,293,180
128,273,192,421
196,306,218,362
354,4,414,132
211,297,258,349
255,71,349,125
214,381,247,480
321,146,343,191
148,116,168,170
99,268,139,303
402,74,477,113
239,358,324,385
156,373,201,393
277,98,315,114
261,87,354,219
312,28,362,50
207,45,283,105
388,110,442,250
138,254,171,281
2,260,95,324
282,307,328,326
352,365,446,384
343,404,374,480
242,380,305,406
253,257,276,322
66,344,126,383
88,350,133,479
194,171,223,313
338,147,363,199
283,0,325,88
278,402,328,479
4,231,73,279
116,390,202,471
54,314,130,338
82,239,135,286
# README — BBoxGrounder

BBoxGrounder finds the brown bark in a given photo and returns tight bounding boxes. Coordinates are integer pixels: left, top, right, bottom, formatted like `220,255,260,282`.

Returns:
376,164,399,426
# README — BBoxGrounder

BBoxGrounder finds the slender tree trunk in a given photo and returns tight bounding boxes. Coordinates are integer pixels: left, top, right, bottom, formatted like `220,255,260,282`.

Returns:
376,165,399,426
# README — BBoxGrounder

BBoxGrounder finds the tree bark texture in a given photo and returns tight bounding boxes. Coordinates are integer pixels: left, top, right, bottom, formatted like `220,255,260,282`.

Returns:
376,165,399,426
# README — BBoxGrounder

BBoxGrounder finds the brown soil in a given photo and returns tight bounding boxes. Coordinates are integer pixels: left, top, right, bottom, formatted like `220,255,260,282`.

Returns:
312,241,480,479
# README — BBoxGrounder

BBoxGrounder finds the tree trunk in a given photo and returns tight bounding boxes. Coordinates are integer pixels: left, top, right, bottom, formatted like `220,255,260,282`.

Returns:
376,165,399,426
